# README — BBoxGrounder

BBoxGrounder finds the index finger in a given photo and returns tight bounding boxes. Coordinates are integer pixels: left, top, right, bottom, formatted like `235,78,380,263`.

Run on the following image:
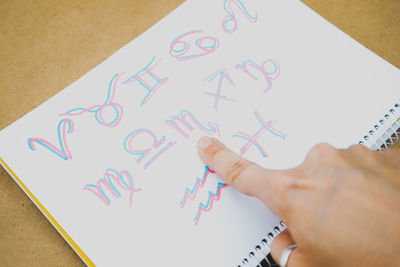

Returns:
197,136,292,217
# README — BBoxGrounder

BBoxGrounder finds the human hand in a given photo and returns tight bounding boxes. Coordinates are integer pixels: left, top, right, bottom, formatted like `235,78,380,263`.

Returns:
197,136,400,267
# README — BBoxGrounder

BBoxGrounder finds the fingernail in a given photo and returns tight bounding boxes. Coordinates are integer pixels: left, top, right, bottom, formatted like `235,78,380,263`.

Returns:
197,136,213,150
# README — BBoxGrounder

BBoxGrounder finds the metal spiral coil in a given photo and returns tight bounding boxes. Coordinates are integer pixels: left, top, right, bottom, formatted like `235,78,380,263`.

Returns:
238,222,286,267
359,101,400,150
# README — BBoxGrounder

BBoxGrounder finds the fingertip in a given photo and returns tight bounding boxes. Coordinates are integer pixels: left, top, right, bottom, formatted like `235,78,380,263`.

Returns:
197,136,214,150
197,136,224,163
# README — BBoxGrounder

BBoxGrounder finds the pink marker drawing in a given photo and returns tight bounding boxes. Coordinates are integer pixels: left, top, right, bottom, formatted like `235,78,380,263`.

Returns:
169,30,220,61
83,168,142,208
193,182,229,225
233,110,286,157
179,166,215,208
179,165,228,226
203,68,236,111
28,119,74,160
222,0,258,33
165,110,221,139
60,73,124,128
236,59,280,93
123,128,177,169
123,57,168,106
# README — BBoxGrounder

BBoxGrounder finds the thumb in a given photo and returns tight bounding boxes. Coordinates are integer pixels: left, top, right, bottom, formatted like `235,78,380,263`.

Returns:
197,136,291,217
271,230,306,267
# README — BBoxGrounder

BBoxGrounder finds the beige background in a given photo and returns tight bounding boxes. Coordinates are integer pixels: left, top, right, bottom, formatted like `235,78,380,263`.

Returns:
0,0,399,266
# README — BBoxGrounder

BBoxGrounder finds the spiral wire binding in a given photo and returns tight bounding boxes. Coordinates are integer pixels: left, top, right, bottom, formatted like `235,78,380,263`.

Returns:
359,101,400,151
238,222,286,267
239,101,400,267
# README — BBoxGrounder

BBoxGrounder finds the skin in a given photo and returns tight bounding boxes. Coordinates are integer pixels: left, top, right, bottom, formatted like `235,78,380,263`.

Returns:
197,136,400,267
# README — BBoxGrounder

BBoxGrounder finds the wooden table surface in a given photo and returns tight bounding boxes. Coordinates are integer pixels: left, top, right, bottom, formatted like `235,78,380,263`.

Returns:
1,0,399,266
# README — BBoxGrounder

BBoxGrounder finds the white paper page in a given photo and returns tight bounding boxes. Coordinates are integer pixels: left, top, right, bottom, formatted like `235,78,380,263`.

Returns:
1,0,400,266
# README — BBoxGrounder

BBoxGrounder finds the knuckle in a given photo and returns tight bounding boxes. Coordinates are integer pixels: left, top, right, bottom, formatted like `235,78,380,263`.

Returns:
225,158,251,185
314,143,335,153
348,144,368,153
347,144,372,159
306,143,337,162
347,144,379,165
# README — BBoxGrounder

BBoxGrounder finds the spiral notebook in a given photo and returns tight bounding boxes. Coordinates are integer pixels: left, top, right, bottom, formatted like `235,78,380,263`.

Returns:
0,0,399,266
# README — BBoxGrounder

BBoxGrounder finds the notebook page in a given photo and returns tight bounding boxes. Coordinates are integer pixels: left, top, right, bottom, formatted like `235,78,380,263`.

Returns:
1,0,400,266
